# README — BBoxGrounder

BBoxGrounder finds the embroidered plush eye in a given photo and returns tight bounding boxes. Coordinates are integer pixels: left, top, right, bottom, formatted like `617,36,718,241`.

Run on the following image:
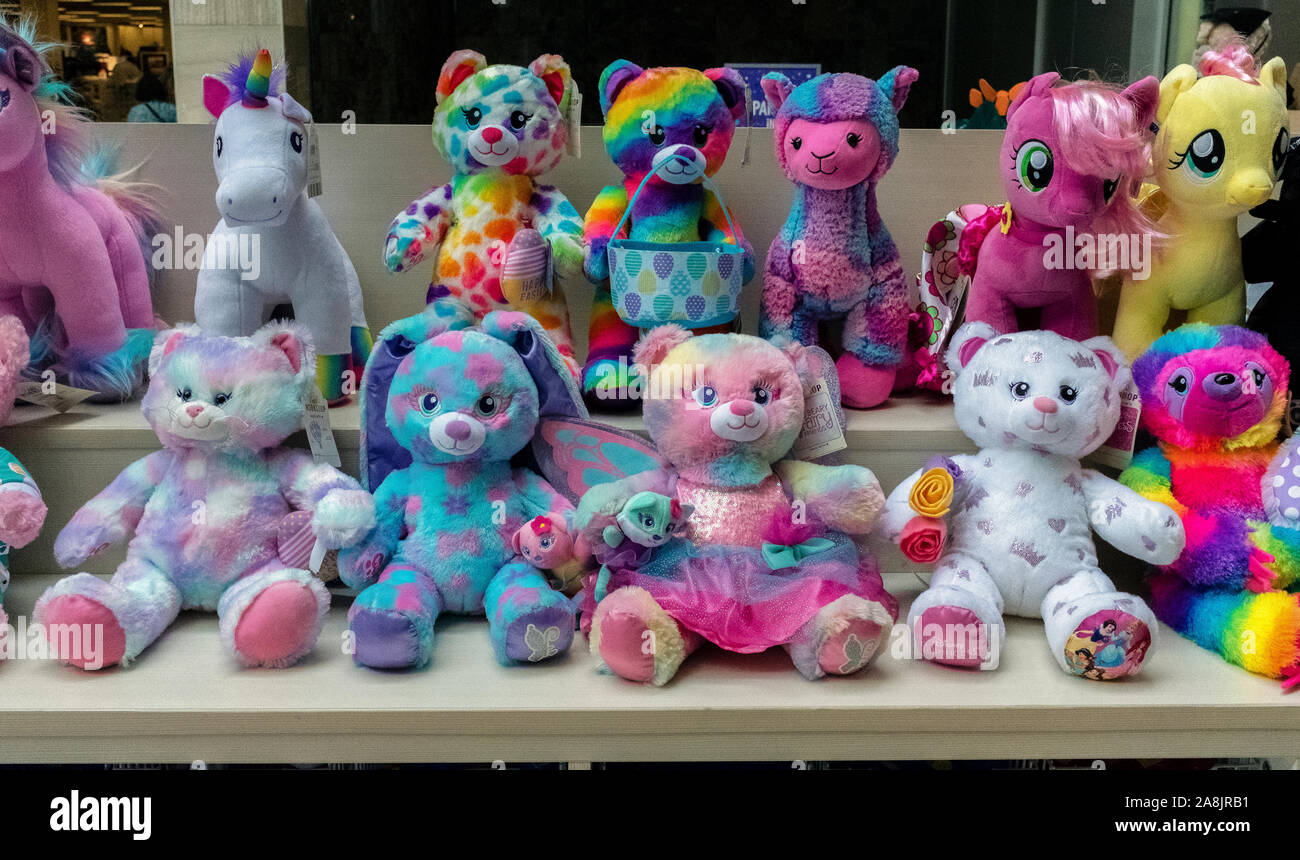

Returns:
752,387,772,405
1102,177,1119,202
846,132,862,148
790,136,802,151
289,130,303,153
1059,385,1078,403
461,106,483,129
509,110,531,130
1168,374,1188,394
177,387,193,402
1182,129,1225,179
642,515,655,529
1253,367,1266,386
1010,381,1031,399
693,124,710,146
476,394,499,416
692,385,718,407
1274,128,1290,176
215,135,223,157
419,392,440,415
539,536,553,550
0,88,10,111
647,125,666,145
1014,139,1053,192
213,393,231,407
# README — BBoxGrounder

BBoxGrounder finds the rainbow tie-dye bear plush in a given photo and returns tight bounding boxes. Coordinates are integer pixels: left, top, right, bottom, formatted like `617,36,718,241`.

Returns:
384,50,584,379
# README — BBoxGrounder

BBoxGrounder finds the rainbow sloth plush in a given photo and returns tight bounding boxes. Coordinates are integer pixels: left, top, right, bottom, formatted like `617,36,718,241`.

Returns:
759,68,917,409
581,61,754,405
1112,44,1290,360
1121,324,1300,686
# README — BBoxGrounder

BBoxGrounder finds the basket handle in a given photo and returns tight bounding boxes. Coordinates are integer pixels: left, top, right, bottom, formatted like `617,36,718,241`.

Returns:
610,154,742,248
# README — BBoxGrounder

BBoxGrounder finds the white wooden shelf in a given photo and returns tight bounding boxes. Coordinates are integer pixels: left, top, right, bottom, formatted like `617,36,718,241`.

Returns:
0,570,1294,764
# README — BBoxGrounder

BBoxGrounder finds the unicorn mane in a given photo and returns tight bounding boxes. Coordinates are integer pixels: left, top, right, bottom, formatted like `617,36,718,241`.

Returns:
214,50,286,111
0,16,94,190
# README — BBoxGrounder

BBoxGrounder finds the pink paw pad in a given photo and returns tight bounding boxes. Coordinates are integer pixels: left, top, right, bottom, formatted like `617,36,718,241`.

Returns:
41,595,126,670
598,610,655,683
819,617,886,676
234,582,320,666
1064,610,1151,681
918,605,989,669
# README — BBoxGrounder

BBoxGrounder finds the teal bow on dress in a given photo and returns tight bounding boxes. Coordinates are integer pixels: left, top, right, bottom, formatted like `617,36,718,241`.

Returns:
761,537,835,570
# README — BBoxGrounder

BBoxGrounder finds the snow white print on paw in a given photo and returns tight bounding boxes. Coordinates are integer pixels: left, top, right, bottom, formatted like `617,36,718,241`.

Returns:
1064,610,1151,680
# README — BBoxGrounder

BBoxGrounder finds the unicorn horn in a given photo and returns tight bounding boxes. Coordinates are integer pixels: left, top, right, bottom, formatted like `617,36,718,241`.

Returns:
245,49,272,104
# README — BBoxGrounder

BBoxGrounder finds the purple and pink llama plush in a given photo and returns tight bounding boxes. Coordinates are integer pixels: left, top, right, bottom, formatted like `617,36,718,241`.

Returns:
35,322,375,669
0,20,160,401
759,68,917,409
335,300,587,669
959,72,1159,340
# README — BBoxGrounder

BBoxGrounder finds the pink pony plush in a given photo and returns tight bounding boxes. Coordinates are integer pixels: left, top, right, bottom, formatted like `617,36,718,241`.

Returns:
511,513,586,595
0,20,159,400
959,72,1159,340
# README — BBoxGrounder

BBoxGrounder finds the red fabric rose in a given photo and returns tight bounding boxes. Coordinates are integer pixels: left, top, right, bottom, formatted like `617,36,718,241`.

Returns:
900,516,946,564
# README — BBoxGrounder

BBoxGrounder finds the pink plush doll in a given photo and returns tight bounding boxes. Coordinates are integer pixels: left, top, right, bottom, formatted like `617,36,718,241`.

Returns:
0,21,159,401
959,72,1159,340
759,68,918,409
512,513,587,595
0,315,47,647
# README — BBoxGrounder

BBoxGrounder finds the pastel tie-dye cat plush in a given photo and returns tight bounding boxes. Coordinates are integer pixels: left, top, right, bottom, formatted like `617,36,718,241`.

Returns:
35,322,375,669
336,300,587,669
1120,324,1300,686
581,61,755,405
881,324,1185,679
759,69,917,409
384,50,584,378
549,327,895,686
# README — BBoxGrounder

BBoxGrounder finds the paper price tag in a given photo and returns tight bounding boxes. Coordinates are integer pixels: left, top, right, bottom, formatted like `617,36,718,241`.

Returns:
1086,380,1141,470
793,376,847,460
308,536,328,573
304,120,323,198
303,388,341,467
566,90,582,158
15,379,98,412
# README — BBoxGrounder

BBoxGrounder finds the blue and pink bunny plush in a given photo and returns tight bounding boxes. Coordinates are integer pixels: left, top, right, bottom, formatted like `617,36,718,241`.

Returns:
36,322,375,669
759,69,917,409
337,300,588,669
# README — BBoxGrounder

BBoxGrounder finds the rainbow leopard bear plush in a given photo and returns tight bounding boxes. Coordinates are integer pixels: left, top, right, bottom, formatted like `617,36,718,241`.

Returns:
384,50,584,378
35,322,375,669
1121,324,1300,686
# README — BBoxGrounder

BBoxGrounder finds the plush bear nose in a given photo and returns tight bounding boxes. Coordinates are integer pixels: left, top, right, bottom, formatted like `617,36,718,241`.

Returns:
185,404,204,417
481,126,503,144
1204,372,1241,401
1033,396,1057,414
730,400,755,416
445,419,473,441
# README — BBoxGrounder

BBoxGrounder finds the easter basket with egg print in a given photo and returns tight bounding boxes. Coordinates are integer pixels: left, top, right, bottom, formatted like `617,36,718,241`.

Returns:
607,160,746,329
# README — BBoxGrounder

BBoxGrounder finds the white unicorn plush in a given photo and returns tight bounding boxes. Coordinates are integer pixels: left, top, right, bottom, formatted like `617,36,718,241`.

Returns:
194,49,370,404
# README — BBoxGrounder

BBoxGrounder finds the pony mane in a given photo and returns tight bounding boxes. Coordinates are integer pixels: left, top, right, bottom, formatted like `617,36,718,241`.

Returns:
1048,78,1158,238
214,50,287,110
1198,38,1259,83
0,16,94,190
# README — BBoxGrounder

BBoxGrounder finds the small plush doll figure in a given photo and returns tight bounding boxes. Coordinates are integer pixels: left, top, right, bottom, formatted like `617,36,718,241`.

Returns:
335,301,588,669
1120,324,1300,686
384,50,584,378
581,61,754,405
758,68,917,409
880,323,1185,679
512,514,585,596
196,49,371,405
35,322,376,669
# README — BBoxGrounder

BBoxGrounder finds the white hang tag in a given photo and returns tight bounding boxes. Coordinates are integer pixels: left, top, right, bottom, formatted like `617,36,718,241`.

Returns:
303,387,341,467
793,376,847,460
308,536,328,573
15,379,98,412
1086,379,1142,470
304,120,323,198
566,89,582,158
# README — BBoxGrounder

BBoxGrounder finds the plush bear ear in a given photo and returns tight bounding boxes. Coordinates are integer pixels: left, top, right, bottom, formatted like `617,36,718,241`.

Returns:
775,337,816,390
1080,335,1128,381
436,49,487,106
148,324,202,377
1121,76,1159,133
252,321,316,380
529,53,571,109
202,74,234,118
878,65,919,114
599,59,644,117
946,321,1000,374
480,310,588,421
2,42,43,92
278,92,312,123
704,67,747,121
1006,71,1059,123
1157,64,1198,124
510,528,524,555
633,324,694,368
761,72,794,114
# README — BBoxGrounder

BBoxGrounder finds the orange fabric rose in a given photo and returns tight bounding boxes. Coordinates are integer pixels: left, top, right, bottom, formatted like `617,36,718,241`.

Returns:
909,467,955,518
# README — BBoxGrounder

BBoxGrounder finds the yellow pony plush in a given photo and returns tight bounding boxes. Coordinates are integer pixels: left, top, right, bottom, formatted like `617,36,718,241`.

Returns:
1112,45,1289,360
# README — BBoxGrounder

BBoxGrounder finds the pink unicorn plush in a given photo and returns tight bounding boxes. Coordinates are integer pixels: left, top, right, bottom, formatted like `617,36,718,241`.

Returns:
0,21,159,400
959,72,1159,340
